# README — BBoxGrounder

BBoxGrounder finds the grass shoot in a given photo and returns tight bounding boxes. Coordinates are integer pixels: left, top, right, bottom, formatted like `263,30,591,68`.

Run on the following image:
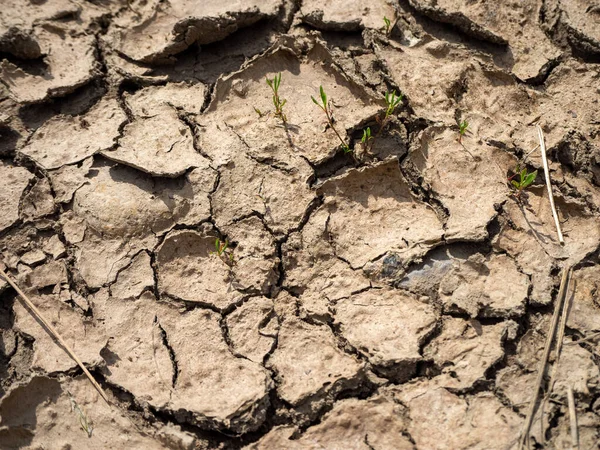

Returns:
213,238,235,266
312,85,351,153
383,16,392,35
458,120,469,143
265,72,287,123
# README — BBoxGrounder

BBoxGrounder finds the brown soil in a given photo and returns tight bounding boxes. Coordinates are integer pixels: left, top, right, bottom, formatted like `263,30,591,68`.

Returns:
1,0,600,449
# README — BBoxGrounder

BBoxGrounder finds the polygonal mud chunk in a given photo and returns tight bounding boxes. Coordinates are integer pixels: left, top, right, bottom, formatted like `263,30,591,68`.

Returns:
222,216,279,296
19,249,46,266
268,293,364,407
100,293,174,409
111,251,154,299
104,109,204,177
71,162,211,287
553,342,600,398
0,376,176,449
317,159,444,269
410,127,511,241
496,366,537,410
125,82,207,115
20,97,127,169
494,189,600,306
109,0,282,63
300,0,396,31
13,291,106,373
20,177,54,222
201,42,379,165
453,64,538,149
439,253,529,318
568,265,600,334
226,297,277,363
398,245,477,296
549,411,600,450
157,229,242,309
378,41,472,124
335,288,437,381
0,162,33,232
0,29,97,103
388,381,521,450
283,208,371,320
102,83,209,177
246,395,413,450
212,153,315,236
102,293,272,433
408,0,561,80
423,317,509,390
545,0,600,55
19,260,67,289
48,157,94,204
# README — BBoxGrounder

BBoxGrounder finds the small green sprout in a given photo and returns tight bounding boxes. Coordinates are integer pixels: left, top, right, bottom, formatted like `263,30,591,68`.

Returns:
253,106,264,118
266,72,287,123
361,127,372,145
458,120,469,143
361,126,373,153
214,238,229,257
212,237,236,266
312,85,351,153
384,90,403,119
67,391,93,438
383,16,392,35
510,167,537,198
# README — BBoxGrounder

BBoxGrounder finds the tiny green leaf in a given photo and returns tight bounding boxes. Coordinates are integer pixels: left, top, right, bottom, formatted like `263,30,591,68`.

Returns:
511,180,520,189
320,86,327,108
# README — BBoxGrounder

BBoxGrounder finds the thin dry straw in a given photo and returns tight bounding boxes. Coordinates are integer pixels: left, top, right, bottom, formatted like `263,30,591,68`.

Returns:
0,267,110,404
537,125,564,245
518,266,571,450
567,386,579,450
542,267,574,446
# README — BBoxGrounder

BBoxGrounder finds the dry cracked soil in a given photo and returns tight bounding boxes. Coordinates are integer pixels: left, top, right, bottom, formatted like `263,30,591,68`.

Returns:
0,0,600,449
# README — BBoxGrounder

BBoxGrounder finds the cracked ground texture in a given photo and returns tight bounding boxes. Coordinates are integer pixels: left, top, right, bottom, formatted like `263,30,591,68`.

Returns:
0,0,600,448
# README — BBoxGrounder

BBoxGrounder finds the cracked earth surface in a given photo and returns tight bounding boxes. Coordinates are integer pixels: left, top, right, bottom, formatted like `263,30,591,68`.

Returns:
1,0,600,449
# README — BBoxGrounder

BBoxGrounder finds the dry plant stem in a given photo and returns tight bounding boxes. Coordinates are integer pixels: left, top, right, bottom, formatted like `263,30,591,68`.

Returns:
0,267,110,405
537,125,564,245
547,269,574,393
567,386,579,450
518,267,571,450
565,331,600,345
325,109,349,151
542,267,574,444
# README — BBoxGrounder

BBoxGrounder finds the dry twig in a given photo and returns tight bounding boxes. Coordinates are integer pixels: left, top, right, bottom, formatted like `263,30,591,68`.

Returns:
537,125,564,245
0,267,109,404
518,267,571,449
567,386,579,450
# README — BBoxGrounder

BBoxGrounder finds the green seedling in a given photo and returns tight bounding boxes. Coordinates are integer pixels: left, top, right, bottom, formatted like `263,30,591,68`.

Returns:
67,391,93,438
361,127,373,145
458,120,469,143
312,85,351,153
213,238,235,266
384,90,403,120
253,106,264,118
266,72,287,123
361,126,373,152
510,167,537,198
383,16,392,35
214,238,228,256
